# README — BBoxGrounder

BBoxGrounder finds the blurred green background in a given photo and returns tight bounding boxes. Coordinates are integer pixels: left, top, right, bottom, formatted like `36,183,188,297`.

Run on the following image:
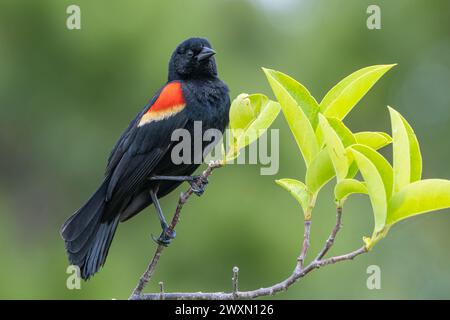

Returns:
0,0,449,299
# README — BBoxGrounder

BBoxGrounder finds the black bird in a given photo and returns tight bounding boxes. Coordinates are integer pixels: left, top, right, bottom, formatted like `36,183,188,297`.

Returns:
60,37,230,280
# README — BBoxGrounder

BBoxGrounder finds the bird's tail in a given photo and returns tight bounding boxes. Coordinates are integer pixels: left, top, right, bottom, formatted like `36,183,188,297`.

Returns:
60,180,119,280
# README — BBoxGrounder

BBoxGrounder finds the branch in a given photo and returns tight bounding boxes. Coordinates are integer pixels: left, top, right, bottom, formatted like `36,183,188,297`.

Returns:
297,220,311,271
315,206,343,260
134,246,367,300
131,206,368,300
129,160,223,299
315,246,367,267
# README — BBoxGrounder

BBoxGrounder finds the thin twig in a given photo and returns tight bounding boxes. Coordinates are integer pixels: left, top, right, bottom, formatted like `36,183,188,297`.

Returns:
129,160,223,299
297,220,311,271
232,266,239,299
315,206,343,261
315,246,367,267
130,245,165,298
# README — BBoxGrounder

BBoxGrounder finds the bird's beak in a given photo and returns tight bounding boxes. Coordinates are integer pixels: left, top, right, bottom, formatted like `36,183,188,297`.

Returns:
197,47,216,61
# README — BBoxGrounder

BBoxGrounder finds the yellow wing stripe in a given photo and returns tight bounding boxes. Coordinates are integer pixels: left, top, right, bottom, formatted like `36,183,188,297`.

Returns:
137,103,186,127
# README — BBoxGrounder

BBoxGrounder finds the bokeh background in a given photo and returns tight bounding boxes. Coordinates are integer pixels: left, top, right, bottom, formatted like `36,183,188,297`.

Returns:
0,0,449,299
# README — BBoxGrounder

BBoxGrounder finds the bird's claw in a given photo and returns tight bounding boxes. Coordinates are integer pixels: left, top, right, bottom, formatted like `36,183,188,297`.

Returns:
189,175,209,196
152,227,176,247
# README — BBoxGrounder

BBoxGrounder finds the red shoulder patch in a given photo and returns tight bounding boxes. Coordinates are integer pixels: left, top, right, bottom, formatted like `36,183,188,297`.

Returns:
138,81,186,126
150,81,185,112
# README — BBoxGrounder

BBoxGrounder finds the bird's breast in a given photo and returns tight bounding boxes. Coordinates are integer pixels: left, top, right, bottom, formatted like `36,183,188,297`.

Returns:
183,79,230,130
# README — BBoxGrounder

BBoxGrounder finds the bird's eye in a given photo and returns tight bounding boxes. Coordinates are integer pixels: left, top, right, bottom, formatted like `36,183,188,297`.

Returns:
186,50,194,57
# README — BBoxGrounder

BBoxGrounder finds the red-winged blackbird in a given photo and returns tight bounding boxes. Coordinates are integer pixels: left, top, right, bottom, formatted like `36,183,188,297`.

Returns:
60,38,230,280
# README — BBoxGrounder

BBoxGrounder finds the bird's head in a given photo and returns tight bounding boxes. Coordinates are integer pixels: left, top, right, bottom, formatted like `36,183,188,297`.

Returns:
168,37,217,81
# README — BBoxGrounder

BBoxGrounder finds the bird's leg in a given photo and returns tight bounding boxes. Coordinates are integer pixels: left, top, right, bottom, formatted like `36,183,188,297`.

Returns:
149,189,176,246
149,175,209,196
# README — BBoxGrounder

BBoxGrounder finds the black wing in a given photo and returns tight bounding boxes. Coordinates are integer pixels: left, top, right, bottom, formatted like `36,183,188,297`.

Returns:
102,85,189,218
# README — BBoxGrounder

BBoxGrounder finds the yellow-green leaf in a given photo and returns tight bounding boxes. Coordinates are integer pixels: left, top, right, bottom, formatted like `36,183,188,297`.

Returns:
305,148,334,195
352,144,393,199
229,93,255,131
236,100,280,150
346,162,359,179
306,118,358,193
389,107,411,193
387,179,450,225
227,93,280,161
319,114,349,181
320,64,396,120
276,179,312,218
335,179,368,202
328,118,356,147
355,131,392,150
388,106,422,193
347,132,391,179
264,68,319,167
316,117,356,147
350,145,393,232
262,68,319,128
313,128,391,187
402,114,422,182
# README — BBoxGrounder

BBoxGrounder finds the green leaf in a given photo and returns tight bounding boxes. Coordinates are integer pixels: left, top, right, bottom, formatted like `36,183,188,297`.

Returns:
347,132,392,179
352,144,393,199
306,117,358,193
355,131,392,150
335,179,368,202
316,117,358,180
346,162,359,179
237,99,280,150
313,126,391,188
387,179,450,225
388,107,422,193
318,114,349,181
276,179,312,218
227,93,281,161
262,68,319,128
305,148,334,195
229,93,257,131
389,107,410,193
350,144,393,233
316,117,356,147
264,68,319,167
327,118,356,147
402,113,422,182
320,64,396,120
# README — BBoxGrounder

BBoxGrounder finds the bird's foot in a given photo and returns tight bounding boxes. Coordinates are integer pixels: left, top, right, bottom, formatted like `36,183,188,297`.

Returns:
152,226,176,247
189,175,209,196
